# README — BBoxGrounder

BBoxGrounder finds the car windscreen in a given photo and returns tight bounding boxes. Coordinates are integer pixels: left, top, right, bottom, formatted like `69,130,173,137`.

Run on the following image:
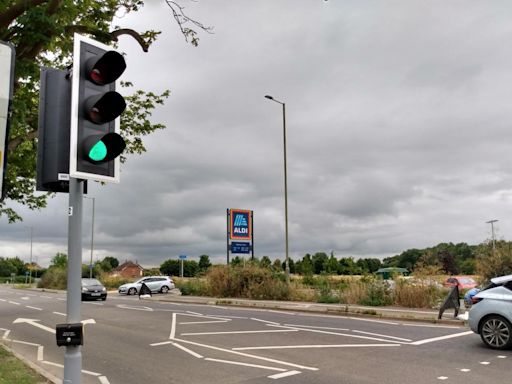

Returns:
82,279,102,286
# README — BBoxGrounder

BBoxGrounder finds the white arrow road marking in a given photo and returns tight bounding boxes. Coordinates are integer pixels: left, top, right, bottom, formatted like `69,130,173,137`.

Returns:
13,318,55,334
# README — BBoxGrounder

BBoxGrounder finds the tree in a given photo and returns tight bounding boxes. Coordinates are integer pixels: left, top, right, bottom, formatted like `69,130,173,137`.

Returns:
198,254,212,272
160,259,180,276
50,252,67,268
0,1,211,222
0,258,17,277
476,240,512,282
102,256,119,270
312,252,329,274
273,258,282,271
259,256,271,269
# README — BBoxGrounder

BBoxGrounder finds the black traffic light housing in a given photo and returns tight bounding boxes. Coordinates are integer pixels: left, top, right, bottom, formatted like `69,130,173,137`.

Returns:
36,68,72,192
70,34,126,183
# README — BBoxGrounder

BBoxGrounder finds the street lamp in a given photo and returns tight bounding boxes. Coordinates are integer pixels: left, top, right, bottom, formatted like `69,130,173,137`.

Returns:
264,95,290,283
486,219,498,252
28,227,33,284
84,196,95,278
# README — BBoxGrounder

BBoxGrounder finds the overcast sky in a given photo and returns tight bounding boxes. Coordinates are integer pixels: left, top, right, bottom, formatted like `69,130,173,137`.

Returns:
2,0,512,268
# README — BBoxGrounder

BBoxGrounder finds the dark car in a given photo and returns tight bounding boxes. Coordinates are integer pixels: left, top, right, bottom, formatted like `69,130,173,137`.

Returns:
81,278,107,301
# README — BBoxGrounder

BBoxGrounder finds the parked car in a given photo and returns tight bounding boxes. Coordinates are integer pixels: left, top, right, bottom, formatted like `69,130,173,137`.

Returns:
443,276,478,291
81,278,107,301
118,276,175,295
468,274,512,350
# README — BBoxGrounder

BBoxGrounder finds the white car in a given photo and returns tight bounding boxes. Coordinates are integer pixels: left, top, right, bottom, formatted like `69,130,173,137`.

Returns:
468,274,512,350
118,276,175,295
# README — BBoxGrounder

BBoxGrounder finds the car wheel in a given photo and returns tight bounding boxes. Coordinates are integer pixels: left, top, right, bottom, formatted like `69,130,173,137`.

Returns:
128,287,137,295
480,315,512,350
160,286,169,294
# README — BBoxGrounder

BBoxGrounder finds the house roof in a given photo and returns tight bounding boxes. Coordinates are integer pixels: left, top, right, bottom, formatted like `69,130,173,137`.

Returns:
113,261,144,272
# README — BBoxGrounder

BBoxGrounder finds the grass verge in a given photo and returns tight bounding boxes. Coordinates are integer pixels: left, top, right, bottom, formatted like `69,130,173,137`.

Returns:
0,344,51,384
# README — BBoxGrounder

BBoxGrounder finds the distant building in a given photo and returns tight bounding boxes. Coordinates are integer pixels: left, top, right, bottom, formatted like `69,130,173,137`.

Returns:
111,261,144,279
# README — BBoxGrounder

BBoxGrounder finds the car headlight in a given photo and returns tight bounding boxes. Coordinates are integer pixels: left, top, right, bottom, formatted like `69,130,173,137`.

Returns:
102,287,107,292
82,287,88,292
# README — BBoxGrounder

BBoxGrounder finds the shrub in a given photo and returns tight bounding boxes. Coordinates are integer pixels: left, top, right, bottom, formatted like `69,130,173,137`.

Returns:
175,278,209,296
38,267,67,290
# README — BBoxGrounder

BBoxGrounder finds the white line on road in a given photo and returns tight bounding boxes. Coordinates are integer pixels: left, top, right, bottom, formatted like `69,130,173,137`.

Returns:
8,301,20,305
37,346,43,361
25,306,42,311
117,304,153,311
352,330,412,342
181,329,298,336
270,324,405,344
268,370,302,379
173,337,318,371
179,320,230,325
53,312,66,316
99,376,110,384
410,331,473,345
172,342,204,358
186,311,203,315
204,357,287,372
13,318,55,334
284,323,349,332
150,341,173,346
251,317,281,325
233,344,401,351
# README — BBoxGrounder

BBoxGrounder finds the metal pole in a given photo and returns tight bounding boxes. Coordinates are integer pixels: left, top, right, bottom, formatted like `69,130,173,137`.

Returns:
486,219,498,252
84,197,95,278
282,103,290,283
227,209,230,265
264,95,290,283
29,227,33,285
64,178,83,384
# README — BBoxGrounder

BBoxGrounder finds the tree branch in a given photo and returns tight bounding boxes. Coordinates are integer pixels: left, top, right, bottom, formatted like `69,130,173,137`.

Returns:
0,0,48,31
110,29,150,52
8,130,38,152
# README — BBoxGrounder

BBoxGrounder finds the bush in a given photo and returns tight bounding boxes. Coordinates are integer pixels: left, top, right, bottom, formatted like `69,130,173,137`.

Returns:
175,278,209,296
393,279,446,308
205,265,291,300
38,267,67,290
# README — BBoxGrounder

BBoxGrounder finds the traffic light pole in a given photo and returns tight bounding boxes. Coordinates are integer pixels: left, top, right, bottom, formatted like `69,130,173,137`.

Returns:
64,177,83,383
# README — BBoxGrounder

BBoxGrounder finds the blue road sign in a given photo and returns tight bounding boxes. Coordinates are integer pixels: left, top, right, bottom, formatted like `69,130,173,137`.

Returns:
231,242,251,254
179,255,187,260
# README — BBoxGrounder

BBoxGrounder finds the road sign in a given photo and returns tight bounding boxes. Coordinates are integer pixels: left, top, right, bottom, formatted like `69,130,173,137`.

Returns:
179,255,187,260
0,41,15,201
231,242,251,254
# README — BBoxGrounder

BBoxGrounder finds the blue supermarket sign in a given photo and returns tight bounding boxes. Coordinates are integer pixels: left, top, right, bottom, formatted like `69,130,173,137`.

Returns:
231,241,251,254
229,209,252,240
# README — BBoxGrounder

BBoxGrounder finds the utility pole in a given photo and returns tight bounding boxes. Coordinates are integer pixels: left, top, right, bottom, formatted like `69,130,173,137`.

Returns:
486,219,498,253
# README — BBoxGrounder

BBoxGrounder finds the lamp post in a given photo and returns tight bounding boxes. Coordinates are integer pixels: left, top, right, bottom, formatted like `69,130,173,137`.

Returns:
264,95,290,283
486,219,498,252
84,196,95,278
28,227,33,285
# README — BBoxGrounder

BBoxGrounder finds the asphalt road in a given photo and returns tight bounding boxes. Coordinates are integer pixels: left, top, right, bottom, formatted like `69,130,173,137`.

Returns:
0,286,510,384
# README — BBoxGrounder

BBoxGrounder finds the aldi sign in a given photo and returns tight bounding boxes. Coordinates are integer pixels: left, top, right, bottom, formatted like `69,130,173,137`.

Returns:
230,209,252,240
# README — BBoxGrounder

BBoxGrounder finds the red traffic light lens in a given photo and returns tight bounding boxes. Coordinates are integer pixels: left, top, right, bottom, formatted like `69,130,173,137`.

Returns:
87,51,126,85
85,92,126,124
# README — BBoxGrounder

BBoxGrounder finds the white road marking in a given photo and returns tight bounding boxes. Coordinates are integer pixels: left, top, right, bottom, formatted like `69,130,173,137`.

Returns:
284,323,349,331
480,361,490,365
179,320,230,325
181,329,297,336
37,346,44,361
99,376,110,384
352,330,412,342
173,337,318,371
410,331,473,345
40,295,53,299
437,376,448,380
11,339,41,347
497,355,507,359
150,341,173,346
53,312,66,316
186,311,203,315
172,342,204,358
21,297,29,300
13,318,55,334
268,370,302,379
8,301,20,305
0,299,5,302
270,324,405,344
117,304,153,311
2,329,10,339
25,306,42,311
251,317,281,325
460,368,470,372
402,323,464,329
233,344,401,351
347,317,399,325
170,312,177,339
204,357,286,372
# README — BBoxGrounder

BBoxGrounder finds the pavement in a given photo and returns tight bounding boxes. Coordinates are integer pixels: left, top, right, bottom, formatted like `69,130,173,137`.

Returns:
146,292,467,325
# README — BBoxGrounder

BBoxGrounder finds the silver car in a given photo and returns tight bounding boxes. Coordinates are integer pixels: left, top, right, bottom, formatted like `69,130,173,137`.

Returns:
468,274,512,350
118,276,175,295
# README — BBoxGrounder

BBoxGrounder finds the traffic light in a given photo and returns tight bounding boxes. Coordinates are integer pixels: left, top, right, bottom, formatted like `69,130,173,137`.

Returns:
36,68,72,192
69,34,126,183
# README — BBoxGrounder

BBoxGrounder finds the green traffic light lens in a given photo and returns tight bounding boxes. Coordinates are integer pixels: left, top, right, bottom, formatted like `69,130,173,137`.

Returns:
88,141,107,162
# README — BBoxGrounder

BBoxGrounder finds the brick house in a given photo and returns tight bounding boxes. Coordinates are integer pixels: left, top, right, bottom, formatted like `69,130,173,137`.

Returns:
111,261,144,279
